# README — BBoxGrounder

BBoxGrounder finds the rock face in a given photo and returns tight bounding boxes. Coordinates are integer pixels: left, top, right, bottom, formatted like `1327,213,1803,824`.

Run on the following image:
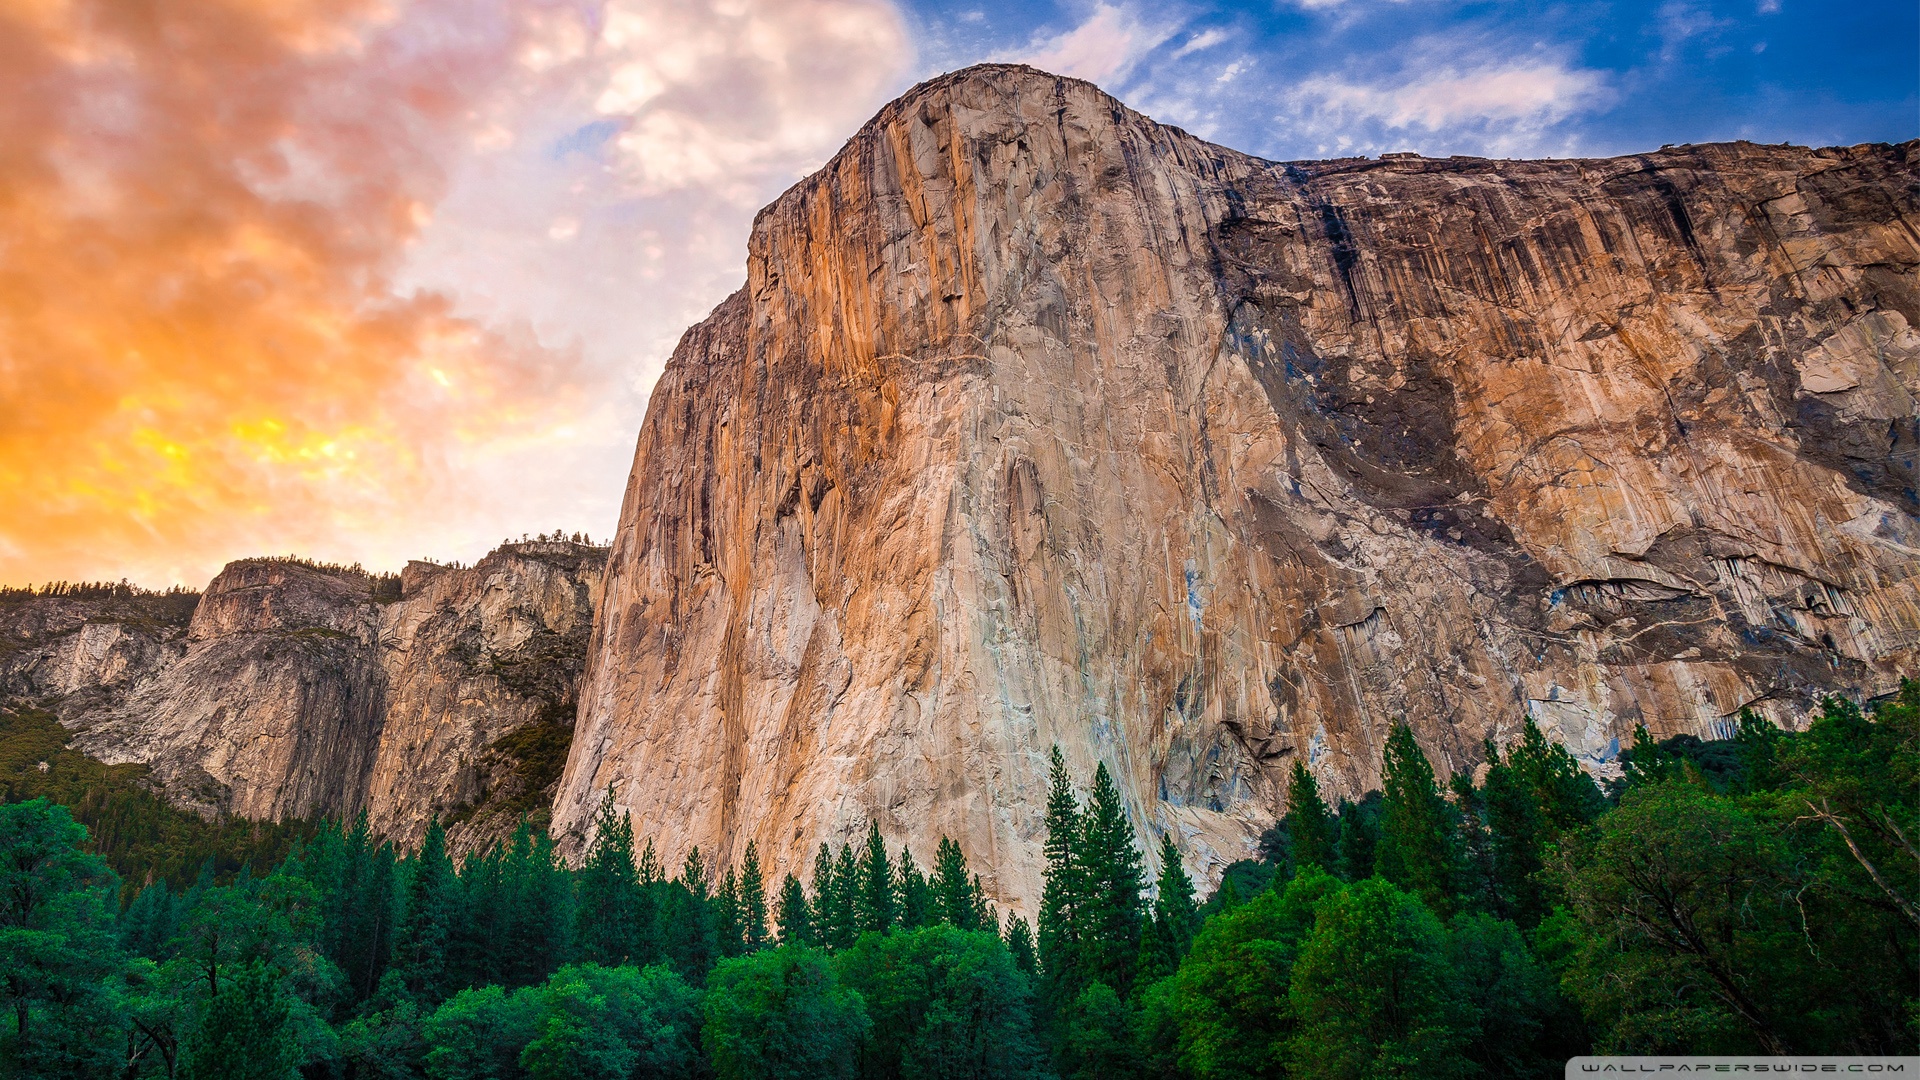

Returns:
558,65,1920,913
1,541,607,852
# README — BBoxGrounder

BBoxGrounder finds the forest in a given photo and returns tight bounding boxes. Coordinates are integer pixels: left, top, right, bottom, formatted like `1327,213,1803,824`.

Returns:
0,682,1914,1079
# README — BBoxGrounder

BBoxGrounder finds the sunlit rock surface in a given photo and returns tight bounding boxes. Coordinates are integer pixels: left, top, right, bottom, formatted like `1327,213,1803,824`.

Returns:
1,542,606,854
558,64,1920,913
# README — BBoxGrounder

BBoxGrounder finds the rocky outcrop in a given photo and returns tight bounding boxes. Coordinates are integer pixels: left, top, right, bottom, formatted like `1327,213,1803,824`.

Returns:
1,541,607,852
558,65,1920,913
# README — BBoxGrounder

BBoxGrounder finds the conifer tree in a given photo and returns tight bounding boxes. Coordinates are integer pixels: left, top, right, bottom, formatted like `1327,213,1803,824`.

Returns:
392,818,459,1005
1335,796,1378,881
809,842,837,946
776,872,814,946
1285,761,1336,872
830,843,861,950
1005,914,1038,977
715,866,744,958
895,846,934,930
1377,723,1461,917
739,841,769,951
500,819,569,986
932,836,982,931
858,821,896,935
667,847,718,978
573,787,641,965
1038,746,1086,991
1137,832,1198,982
1078,762,1147,994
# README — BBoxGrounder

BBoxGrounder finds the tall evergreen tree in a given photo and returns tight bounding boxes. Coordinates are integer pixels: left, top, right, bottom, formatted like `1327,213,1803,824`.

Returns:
1335,796,1379,882
829,843,861,951
1286,761,1337,872
715,867,744,958
573,788,641,966
809,843,838,948
739,841,769,951
1005,914,1039,977
894,846,934,930
1377,723,1460,917
391,819,460,1005
499,819,570,987
1137,832,1199,982
667,847,718,978
857,822,896,935
1038,746,1086,992
1078,762,1146,994
776,873,814,946
931,836,982,931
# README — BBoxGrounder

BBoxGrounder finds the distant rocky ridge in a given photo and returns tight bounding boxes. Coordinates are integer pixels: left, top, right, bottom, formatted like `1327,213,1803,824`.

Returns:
557,64,1920,915
0,541,607,854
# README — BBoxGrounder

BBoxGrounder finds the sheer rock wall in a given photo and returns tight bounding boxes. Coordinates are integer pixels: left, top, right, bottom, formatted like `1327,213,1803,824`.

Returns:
2,542,607,853
559,65,1920,912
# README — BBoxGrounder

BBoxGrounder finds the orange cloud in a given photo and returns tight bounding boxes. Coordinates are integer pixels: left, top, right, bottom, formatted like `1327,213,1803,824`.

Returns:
0,0,586,587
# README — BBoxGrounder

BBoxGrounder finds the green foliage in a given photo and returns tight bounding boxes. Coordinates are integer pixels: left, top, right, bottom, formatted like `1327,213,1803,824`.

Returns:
1284,762,1336,873
739,842,770,952
835,924,1046,1079
1286,876,1471,1080
1061,981,1141,1080
1376,724,1461,918
894,846,934,931
702,946,869,1080
422,984,539,1080
574,789,642,967
857,823,895,936
1079,763,1147,994
0,799,126,1078
392,820,460,1006
1137,832,1199,984
522,964,703,1080
0,707,316,897
178,961,301,1080
775,874,813,947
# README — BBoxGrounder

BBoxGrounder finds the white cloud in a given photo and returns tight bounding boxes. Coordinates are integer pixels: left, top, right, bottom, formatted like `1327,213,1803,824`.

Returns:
1014,3,1178,85
1280,47,1609,156
1173,28,1228,58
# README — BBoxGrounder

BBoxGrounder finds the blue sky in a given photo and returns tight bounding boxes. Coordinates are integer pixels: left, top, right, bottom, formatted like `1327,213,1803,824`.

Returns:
905,0,1916,160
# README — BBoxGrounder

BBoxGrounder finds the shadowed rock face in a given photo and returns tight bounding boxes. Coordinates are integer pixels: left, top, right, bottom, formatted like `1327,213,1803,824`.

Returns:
558,64,1920,912
2,542,607,854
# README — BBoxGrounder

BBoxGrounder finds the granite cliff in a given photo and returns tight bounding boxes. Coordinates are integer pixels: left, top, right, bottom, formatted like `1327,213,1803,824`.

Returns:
557,65,1920,912
1,540,607,853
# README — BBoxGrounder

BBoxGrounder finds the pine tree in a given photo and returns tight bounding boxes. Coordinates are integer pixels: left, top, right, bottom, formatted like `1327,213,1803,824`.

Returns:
715,866,744,958
932,836,982,931
830,842,861,950
895,846,934,930
776,872,814,946
1038,746,1086,992
392,818,459,1005
1335,795,1379,882
857,821,896,935
500,819,570,986
573,787,641,965
1005,914,1038,977
667,848,717,978
739,841,769,951
1285,761,1336,872
1376,723,1460,917
1078,762,1146,994
1137,832,1198,982
809,842,837,948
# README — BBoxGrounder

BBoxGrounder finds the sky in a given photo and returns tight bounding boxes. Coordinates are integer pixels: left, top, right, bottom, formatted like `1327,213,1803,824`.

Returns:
1,0,1913,589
